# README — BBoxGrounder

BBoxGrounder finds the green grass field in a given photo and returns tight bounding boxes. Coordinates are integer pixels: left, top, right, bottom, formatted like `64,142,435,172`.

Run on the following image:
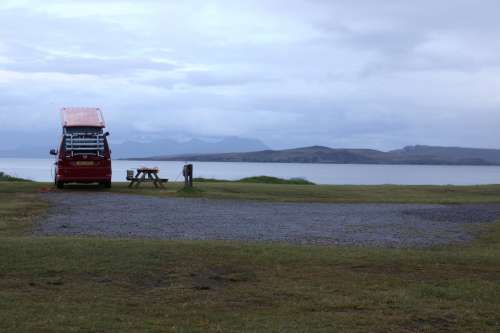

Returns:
1,181,500,332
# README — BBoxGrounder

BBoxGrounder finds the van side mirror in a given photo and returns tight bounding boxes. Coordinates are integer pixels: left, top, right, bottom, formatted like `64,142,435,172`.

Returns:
104,132,110,137
50,149,58,156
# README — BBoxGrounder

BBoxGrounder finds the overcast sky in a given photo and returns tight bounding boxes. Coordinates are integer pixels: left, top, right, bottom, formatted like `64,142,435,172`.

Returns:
1,0,500,150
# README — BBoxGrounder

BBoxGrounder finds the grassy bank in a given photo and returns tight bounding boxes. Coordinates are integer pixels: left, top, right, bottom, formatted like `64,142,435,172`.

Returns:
5,180,500,204
105,182,500,204
194,176,315,185
0,171,31,182
0,182,500,331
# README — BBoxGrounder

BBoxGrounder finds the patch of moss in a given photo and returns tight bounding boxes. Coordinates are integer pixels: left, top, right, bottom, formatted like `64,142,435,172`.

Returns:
239,176,315,185
177,186,205,196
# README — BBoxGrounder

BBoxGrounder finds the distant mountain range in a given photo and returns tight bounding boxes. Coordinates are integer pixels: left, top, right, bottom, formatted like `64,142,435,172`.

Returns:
111,137,268,159
0,136,269,159
130,145,500,166
3,136,500,166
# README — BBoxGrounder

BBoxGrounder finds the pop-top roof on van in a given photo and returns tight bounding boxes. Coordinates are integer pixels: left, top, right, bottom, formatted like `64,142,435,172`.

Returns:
61,107,105,128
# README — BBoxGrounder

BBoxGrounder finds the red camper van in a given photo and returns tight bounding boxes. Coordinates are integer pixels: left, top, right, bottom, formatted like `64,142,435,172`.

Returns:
50,107,112,188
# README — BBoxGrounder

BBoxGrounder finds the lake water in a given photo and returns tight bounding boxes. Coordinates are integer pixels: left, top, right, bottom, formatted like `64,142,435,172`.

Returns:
0,158,499,185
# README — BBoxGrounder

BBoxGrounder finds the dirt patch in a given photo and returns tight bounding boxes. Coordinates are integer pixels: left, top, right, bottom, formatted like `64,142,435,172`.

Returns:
401,314,458,332
191,266,256,291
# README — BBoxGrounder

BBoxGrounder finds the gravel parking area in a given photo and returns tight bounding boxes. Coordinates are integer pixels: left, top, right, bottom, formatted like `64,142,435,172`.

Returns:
36,193,500,247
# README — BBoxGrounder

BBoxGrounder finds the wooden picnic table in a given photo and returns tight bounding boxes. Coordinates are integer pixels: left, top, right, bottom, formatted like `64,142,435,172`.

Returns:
127,167,168,188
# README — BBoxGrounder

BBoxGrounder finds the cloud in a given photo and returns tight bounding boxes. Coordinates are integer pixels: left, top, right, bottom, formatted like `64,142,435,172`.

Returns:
0,0,499,150
4,52,178,75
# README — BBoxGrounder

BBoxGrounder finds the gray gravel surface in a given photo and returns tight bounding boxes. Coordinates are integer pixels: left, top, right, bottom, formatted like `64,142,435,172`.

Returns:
36,193,500,247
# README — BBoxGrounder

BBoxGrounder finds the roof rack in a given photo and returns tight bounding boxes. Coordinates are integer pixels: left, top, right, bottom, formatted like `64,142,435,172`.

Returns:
63,129,105,157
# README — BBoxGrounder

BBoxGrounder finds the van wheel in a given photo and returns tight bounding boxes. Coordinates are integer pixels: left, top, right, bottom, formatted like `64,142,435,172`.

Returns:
103,181,112,189
56,181,64,189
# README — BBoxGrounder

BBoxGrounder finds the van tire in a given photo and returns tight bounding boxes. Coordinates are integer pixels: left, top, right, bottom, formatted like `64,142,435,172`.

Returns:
56,181,64,189
103,181,112,189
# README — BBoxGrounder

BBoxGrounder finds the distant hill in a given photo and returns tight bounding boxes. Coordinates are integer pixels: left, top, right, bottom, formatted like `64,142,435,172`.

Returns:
389,145,500,165
131,145,500,166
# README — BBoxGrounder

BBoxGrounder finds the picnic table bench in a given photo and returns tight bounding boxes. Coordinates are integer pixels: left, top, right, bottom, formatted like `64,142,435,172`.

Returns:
127,168,168,188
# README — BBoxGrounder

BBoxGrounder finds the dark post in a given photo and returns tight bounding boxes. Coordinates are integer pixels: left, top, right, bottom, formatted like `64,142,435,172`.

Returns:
183,164,193,187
